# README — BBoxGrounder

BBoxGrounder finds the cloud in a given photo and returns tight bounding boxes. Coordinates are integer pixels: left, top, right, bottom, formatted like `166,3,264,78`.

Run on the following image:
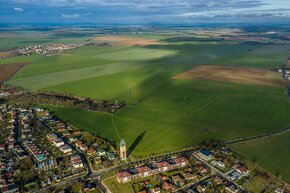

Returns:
61,13,80,18
207,1,216,7
179,8,290,19
1,0,290,23
14,7,24,12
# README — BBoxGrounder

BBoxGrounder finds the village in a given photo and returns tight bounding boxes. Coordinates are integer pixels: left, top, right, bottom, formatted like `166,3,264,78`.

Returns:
0,103,289,193
12,43,83,56
0,104,119,192
114,147,248,193
112,146,288,193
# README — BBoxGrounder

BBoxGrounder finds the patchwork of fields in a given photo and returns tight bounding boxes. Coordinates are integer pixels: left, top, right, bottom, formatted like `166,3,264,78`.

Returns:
43,79,290,157
174,65,286,87
0,62,29,83
1,32,290,181
3,41,288,103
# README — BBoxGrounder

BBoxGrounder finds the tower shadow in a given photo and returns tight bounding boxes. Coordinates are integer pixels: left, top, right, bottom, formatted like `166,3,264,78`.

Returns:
127,131,146,156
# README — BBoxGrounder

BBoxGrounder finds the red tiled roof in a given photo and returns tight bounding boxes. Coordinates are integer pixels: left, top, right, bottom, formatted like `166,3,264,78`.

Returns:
174,157,188,164
136,166,151,174
237,166,248,173
117,171,131,179
163,182,172,190
156,161,170,168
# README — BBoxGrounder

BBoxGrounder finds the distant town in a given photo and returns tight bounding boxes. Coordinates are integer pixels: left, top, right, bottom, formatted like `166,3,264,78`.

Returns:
13,43,83,56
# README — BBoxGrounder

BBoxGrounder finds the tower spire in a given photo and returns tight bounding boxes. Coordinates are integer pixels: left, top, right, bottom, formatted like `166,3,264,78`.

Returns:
120,139,127,160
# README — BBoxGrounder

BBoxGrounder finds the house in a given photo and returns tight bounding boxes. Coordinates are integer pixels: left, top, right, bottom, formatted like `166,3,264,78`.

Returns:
163,182,172,191
71,155,83,169
196,185,206,193
35,108,44,112
107,153,116,161
72,130,81,135
196,149,214,161
117,171,132,183
97,148,106,156
53,139,64,147
211,160,225,169
62,131,70,137
275,188,284,193
230,171,242,181
195,165,208,174
59,145,72,154
213,176,223,185
172,175,184,186
69,137,77,142
86,147,97,156
174,157,188,167
236,166,249,176
47,133,58,141
0,144,5,152
136,166,151,177
150,187,161,193
216,161,225,168
225,185,239,193
156,161,170,172
8,142,14,150
75,141,87,152
182,173,197,180
56,123,66,132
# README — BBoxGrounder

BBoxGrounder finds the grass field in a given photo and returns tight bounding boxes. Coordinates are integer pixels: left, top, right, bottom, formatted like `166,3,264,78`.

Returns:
112,79,290,156
44,78,290,157
0,30,89,51
230,131,290,183
4,34,288,156
41,105,120,142
243,176,269,193
103,176,134,193
174,65,286,87
3,42,288,104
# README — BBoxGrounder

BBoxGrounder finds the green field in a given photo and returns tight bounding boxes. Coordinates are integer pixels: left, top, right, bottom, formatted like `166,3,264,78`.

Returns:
103,177,134,193
2,31,290,176
43,79,290,157
230,132,290,183
3,42,288,104
41,105,120,142
0,31,88,51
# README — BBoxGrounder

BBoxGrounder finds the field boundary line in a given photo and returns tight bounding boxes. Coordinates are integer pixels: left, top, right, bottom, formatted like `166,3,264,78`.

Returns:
111,114,121,140
226,124,290,144
0,62,30,84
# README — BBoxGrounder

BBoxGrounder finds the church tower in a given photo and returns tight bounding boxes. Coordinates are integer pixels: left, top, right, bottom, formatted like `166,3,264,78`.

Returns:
120,139,127,160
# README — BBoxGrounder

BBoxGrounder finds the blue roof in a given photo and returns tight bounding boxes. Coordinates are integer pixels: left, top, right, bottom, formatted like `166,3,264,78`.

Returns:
200,149,211,156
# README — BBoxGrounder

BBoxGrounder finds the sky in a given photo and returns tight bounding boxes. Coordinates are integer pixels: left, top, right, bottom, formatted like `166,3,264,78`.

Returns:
0,0,290,24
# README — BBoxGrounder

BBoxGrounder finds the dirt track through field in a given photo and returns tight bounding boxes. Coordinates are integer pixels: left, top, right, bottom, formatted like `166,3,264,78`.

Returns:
174,65,286,87
92,36,166,46
0,62,30,84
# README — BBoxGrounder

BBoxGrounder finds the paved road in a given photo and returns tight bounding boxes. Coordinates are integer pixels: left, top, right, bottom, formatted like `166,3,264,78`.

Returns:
226,125,290,145
172,174,212,193
193,154,245,192
36,117,93,175
36,146,195,192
